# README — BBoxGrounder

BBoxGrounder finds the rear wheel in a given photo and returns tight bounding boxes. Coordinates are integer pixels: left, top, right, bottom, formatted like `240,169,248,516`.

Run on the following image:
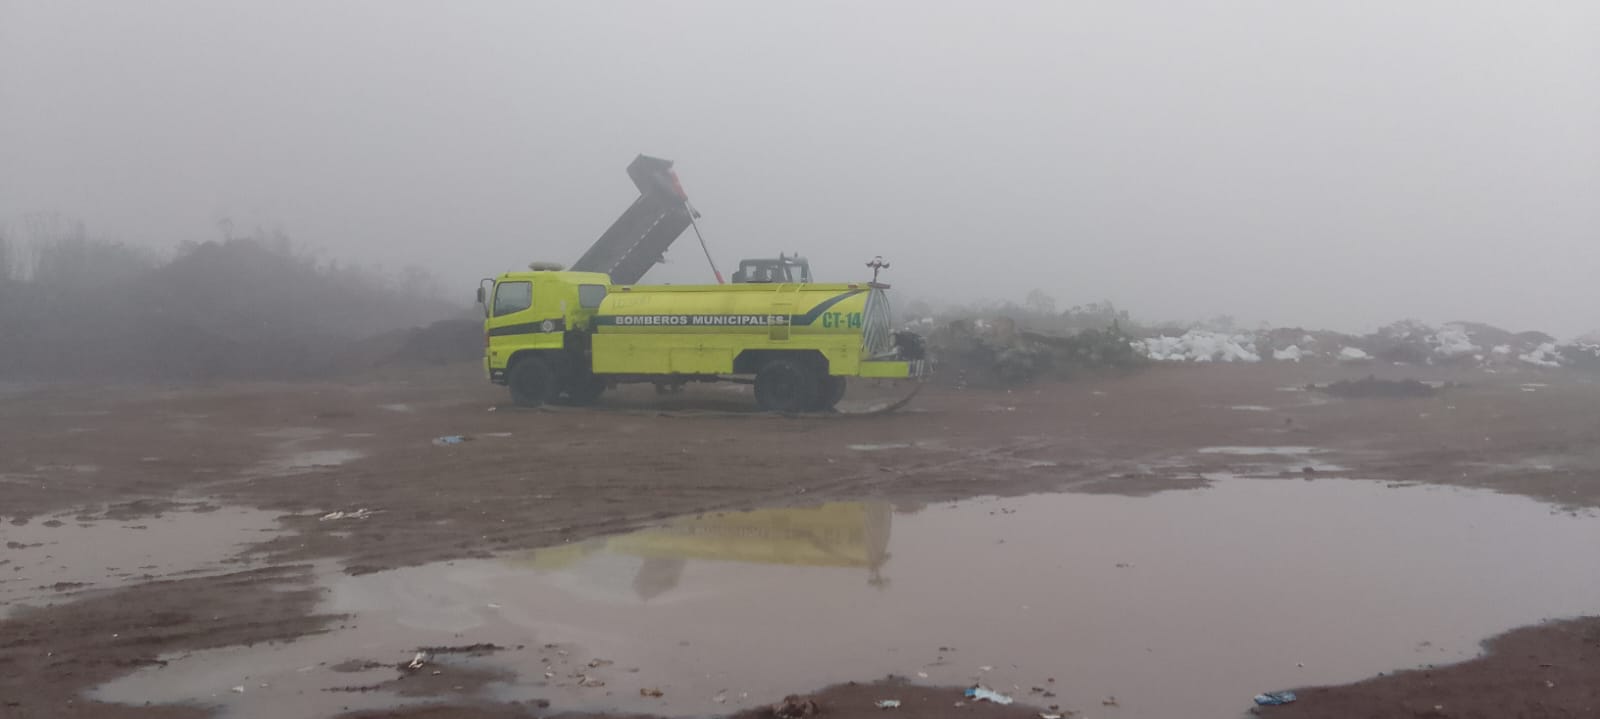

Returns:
508,357,556,407
557,371,607,406
755,358,821,413
812,375,847,411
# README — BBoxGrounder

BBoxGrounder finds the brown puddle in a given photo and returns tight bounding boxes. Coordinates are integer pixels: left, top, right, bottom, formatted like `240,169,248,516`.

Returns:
91,479,1600,718
1,504,282,617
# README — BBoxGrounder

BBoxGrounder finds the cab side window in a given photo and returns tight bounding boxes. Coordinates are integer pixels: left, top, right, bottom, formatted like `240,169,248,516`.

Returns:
493,281,532,316
578,284,607,309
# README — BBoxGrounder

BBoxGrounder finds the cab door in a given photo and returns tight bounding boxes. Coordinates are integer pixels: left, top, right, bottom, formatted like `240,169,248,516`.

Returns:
487,279,563,367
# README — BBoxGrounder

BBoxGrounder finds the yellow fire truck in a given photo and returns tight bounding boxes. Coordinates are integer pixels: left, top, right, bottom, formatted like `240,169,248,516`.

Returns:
478,269,926,411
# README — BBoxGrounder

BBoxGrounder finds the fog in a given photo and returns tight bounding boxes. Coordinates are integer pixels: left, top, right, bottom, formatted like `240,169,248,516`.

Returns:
3,1,1597,336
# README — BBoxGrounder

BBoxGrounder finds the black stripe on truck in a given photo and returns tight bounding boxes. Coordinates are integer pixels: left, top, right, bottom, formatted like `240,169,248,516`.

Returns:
488,318,565,337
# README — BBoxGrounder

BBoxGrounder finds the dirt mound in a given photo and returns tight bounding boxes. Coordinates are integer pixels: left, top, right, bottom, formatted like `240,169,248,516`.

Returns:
0,236,461,380
370,317,483,368
925,318,1142,387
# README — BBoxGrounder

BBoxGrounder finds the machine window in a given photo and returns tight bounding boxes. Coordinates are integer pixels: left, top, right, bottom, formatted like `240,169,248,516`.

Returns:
493,281,532,316
578,284,607,309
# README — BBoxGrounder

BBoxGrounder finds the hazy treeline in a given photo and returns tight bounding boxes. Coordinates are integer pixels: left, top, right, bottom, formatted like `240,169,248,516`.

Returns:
0,218,465,380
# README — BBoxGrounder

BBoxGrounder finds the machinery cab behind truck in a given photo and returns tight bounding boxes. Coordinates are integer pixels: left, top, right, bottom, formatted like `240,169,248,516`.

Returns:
476,263,927,412
731,253,811,284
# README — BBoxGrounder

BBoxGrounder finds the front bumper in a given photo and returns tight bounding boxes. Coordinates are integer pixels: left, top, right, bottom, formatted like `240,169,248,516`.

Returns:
858,359,932,379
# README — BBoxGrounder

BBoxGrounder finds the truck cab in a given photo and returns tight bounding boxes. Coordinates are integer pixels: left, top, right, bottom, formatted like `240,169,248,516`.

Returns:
479,267,612,403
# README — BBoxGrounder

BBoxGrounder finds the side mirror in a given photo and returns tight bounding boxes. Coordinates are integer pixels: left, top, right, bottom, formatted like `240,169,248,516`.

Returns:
476,287,486,305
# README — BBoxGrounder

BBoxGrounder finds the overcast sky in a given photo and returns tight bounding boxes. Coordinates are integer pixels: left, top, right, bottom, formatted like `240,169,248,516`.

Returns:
2,1,1596,335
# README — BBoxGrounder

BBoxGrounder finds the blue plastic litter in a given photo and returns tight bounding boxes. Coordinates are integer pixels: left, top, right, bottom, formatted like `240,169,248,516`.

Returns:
963,687,1013,705
1253,691,1297,706
433,435,465,446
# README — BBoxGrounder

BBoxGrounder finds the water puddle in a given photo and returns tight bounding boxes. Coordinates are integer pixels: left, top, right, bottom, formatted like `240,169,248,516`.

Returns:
1197,446,1325,456
1,504,282,617
259,449,365,474
92,481,1600,718
247,427,365,476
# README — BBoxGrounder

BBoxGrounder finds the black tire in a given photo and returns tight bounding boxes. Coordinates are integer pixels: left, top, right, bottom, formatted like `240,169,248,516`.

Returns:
508,357,556,407
755,358,821,413
813,375,847,411
557,372,607,406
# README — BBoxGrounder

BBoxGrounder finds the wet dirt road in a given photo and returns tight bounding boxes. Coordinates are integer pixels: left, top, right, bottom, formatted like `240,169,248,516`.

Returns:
4,362,1600,718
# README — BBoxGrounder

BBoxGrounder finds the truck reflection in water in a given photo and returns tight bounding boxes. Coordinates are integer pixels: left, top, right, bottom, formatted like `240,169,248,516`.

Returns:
506,502,894,600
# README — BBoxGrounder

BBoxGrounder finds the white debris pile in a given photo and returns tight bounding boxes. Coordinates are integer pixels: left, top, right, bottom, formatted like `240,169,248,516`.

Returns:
1339,347,1372,361
1273,345,1305,362
1561,342,1600,370
1430,324,1480,358
1519,343,1562,368
1135,331,1261,362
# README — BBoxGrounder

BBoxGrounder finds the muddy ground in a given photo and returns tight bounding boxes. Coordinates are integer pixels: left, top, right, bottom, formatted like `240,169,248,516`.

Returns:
3,361,1599,718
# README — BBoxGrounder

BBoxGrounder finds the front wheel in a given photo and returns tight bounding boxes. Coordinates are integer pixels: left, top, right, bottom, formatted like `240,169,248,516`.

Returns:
755,359,821,413
508,357,556,407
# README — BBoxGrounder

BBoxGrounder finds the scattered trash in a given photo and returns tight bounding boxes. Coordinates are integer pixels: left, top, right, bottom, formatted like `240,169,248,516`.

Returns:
229,685,245,694
319,508,374,521
587,658,614,668
875,700,902,709
640,687,665,698
916,672,929,679
1102,696,1119,707
405,652,427,670
1314,376,1436,399
1253,691,1298,706
1040,714,1064,719
965,687,1014,705
432,435,468,446
714,692,728,704
578,675,605,687
848,443,914,451
979,665,994,672
774,695,821,718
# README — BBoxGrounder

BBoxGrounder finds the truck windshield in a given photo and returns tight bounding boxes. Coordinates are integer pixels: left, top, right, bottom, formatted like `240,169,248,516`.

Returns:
493,281,532,316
